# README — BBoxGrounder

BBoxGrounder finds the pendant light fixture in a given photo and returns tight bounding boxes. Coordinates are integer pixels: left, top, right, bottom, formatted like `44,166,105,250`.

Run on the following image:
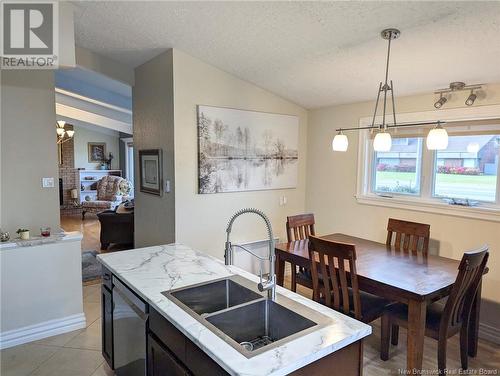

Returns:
331,131,348,151
332,28,446,152
426,122,448,150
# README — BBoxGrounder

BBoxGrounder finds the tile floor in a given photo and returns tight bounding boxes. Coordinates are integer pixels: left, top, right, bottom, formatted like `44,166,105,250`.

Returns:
0,283,113,376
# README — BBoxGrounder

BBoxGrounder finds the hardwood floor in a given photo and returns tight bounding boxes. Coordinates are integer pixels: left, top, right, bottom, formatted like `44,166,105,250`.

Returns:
61,214,131,253
283,265,500,374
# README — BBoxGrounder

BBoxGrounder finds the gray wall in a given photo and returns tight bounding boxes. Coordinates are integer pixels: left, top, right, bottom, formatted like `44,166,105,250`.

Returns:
1,70,60,233
133,50,175,247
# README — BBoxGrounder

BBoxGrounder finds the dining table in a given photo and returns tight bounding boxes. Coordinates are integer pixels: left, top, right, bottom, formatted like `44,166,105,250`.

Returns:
274,233,485,372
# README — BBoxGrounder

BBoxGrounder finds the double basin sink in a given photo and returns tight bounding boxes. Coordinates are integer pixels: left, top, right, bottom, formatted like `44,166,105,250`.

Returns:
162,275,330,358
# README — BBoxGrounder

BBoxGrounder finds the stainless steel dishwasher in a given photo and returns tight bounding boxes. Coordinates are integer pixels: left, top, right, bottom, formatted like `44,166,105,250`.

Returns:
112,276,149,376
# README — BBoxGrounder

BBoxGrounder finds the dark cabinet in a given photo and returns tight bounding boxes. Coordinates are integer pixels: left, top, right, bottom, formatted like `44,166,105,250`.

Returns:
101,275,113,369
147,333,190,376
149,308,228,376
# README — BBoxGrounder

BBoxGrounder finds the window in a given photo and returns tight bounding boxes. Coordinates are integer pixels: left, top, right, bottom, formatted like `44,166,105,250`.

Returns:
433,135,499,203
373,138,423,195
358,120,500,219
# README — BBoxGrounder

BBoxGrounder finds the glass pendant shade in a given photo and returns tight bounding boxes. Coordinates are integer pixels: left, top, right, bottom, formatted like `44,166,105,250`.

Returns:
426,127,448,150
56,127,65,136
66,130,75,138
373,131,392,152
332,133,348,151
57,120,66,128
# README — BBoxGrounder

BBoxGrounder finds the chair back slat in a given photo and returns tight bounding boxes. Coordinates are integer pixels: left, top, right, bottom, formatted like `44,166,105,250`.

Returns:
441,247,488,335
309,236,362,320
286,213,316,242
386,218,430,254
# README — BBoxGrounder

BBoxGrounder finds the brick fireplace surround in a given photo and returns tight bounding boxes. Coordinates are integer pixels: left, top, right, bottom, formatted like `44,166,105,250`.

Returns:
59,124,81,216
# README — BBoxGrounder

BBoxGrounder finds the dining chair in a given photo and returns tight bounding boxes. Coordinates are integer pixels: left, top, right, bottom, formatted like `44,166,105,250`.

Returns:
386,218,431,345
380,246,489,372
386,218,430,254
308,235,393,323
286,213,316,292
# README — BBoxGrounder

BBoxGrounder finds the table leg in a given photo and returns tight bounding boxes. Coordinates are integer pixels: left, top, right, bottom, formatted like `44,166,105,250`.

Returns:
468,280,482,357
407,299,426,372
275,253,285,287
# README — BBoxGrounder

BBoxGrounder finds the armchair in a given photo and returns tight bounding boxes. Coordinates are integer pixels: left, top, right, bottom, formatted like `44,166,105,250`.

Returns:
81,175,129,219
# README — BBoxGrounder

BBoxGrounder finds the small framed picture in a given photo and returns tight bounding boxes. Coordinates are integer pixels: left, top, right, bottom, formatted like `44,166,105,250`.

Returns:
88,142,106,162
139,149,163,196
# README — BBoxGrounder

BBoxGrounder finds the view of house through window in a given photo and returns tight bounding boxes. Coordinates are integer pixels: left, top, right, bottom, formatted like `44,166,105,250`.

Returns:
373,138,423,195
433,134,500,202
369,132,500,204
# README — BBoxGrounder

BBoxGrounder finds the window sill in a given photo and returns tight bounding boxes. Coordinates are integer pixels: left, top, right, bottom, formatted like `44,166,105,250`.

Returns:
355,194,500,223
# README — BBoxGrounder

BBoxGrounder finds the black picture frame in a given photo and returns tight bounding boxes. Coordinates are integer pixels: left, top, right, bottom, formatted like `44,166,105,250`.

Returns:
139,149,163,196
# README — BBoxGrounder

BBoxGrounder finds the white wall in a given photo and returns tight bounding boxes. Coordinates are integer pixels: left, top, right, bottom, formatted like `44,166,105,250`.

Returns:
73,125,120,170
172,50,308,258
133,50,176,247
0,236,85,348
1,70,60,234
306,84,500,305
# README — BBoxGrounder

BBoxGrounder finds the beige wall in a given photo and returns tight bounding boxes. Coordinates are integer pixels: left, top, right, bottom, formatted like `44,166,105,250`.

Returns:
133,50,176,247
1,70,60,234
73,125,120,170
306,84,500,304
0,237,84,342
172,50,308,258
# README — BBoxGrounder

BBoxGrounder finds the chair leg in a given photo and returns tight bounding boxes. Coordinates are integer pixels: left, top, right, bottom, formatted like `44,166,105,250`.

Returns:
291,263,297,292
81,210,86,220
437,336,447,374
380,315,391,361
391,324,399,345
460,322,469,370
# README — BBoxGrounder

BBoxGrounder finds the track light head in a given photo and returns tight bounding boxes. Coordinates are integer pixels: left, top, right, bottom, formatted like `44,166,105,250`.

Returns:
434,94,447,109
465,91,477,106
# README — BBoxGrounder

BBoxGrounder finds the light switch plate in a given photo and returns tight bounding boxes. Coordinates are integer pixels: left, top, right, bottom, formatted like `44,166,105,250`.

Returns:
42,177,55,188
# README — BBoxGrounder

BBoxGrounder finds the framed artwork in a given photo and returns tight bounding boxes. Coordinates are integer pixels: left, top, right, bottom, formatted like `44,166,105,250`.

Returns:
197,105,299,194
88,142,106,162
139,149,163,196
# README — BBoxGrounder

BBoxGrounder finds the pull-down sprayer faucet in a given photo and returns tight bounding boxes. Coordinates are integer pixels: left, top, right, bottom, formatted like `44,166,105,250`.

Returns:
224,208,276,301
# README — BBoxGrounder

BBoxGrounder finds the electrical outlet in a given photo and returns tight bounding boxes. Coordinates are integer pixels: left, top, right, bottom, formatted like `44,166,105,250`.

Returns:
42,177,55,188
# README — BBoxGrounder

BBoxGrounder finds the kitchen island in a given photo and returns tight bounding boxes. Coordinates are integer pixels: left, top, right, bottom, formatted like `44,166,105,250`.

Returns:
97,244,371,376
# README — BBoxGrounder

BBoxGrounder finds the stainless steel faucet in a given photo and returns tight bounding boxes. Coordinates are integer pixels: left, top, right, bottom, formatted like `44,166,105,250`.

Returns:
224,208,276,301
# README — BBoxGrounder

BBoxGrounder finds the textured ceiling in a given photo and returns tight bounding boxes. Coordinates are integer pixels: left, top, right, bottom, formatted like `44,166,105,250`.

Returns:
72,1,500,109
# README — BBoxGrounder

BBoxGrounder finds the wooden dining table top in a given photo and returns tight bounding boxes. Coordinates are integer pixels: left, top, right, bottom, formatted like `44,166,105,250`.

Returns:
275,233,477,302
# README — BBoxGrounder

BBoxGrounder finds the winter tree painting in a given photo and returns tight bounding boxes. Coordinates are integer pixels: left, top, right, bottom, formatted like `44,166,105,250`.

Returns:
197,105,299,193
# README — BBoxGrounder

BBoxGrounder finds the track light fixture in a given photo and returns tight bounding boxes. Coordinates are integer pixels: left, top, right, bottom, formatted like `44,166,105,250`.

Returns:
465,90,477,106
434,93,447,109
433,82,482,109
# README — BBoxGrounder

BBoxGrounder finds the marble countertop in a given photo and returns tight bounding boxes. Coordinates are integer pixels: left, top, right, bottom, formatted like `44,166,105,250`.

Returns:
97,244,371,376
0,231,82,251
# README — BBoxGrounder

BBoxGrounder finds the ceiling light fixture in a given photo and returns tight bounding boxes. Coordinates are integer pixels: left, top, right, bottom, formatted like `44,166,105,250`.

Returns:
434,93,447,109
465,90,477,106
433,82,482,109
426,123,449,150
56,120,75,144
331,131,348,151
332,28,445,153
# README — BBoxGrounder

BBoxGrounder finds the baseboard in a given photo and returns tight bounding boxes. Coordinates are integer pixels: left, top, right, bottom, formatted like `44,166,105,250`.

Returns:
479,322,500,344
0,313,86,350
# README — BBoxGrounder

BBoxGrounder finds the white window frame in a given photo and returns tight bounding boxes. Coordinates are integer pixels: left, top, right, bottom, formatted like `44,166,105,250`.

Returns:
356,104,500,223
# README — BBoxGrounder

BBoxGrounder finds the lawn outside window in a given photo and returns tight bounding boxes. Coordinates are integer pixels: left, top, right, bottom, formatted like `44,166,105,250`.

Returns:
356,111,500,222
